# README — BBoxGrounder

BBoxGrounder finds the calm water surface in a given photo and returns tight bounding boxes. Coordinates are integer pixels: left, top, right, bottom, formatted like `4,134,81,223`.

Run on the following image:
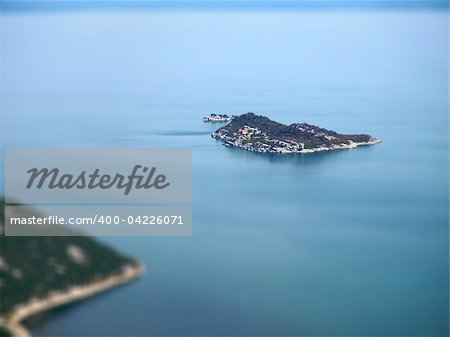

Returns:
1,7,448,336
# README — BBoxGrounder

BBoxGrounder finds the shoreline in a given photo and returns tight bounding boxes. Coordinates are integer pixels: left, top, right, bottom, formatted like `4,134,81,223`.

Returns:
1,263,145,337
216,137,382,154
296,139,382,154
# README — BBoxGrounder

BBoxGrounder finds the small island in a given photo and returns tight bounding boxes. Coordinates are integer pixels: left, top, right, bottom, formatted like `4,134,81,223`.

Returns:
203,114,232,122
212,113,381,153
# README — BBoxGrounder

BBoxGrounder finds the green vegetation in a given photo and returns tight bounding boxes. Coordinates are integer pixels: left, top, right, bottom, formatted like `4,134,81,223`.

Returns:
0,326,12,337
223,113,373,146
0,200,137,316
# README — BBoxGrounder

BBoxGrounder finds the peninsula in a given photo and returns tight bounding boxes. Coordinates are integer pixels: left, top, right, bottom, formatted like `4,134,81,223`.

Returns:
212,113,380,153
0,201,144,337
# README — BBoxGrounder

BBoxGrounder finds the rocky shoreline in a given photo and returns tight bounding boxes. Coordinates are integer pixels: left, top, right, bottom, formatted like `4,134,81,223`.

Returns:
0,263,144,337
297,138,381,153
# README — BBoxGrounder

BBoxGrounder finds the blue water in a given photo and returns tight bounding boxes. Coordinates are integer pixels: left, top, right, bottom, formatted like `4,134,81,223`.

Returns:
1,6,448,336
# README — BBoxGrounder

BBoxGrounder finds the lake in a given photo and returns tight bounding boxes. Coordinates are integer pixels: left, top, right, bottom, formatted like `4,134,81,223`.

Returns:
1,4,448,336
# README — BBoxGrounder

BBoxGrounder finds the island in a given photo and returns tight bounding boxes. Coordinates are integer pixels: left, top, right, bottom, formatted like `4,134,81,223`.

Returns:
212,113,381,153
203,113,232,122
0,201,144,337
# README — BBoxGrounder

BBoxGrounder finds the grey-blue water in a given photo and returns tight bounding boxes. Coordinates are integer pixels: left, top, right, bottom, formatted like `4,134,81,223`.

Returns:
1,6,448,336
